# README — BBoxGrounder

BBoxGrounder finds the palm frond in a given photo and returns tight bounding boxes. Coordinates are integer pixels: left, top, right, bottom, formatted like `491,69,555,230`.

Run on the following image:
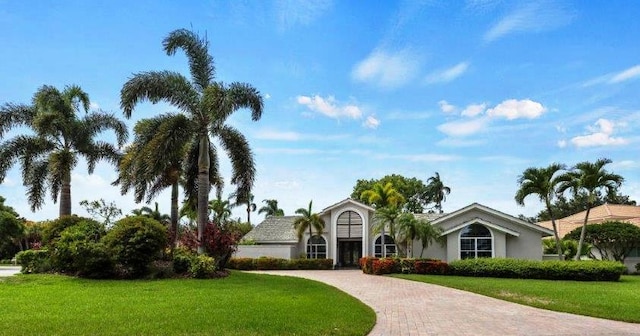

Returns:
120,71,198,118
25,160,49,211
0,103,36,138
163,29,215,93
217,125,255,200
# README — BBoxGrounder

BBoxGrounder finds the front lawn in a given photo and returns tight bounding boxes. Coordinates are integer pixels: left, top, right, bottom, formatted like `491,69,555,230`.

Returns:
393,274,640,323
0,271,375,335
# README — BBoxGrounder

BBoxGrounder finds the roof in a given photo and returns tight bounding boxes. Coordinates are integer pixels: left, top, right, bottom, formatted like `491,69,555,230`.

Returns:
320,198,375,215
433,202,554,236
243,215,299,243
538,203,640,238
414,213,446,222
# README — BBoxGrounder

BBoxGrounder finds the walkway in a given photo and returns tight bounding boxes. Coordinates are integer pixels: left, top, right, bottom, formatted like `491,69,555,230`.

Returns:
254,270,640,336
0,266,20,277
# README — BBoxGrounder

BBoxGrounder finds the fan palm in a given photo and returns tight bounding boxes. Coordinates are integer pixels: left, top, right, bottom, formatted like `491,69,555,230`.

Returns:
515,163,567,260
114,113,191,251
425,172,450,214
121,29,264,254
293,200,325,241
558,158,623,260
0,85,127,217
258,199,285,217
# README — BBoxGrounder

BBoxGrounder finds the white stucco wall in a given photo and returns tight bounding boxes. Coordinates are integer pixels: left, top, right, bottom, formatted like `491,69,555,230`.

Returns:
235,245,297,259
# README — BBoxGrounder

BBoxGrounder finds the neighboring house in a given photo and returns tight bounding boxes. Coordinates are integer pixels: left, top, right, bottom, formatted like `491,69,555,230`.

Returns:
538,203,640,270
237,198,553,267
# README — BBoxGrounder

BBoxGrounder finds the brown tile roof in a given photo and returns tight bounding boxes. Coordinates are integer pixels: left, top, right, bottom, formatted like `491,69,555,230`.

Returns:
538,203,640,238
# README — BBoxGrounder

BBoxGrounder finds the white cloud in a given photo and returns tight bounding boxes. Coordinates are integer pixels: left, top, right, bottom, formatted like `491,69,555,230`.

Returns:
570,118,628,147
437,138,486,147
425,62,469,84
265,93,272,99
89,102,100,110
609,65,640,84
254,129,348,141
483,2,573,42
351,49,422,89
461,103,486,117
438,100,456,113
275,0,333,31
486,99,546,120
437,117,489,137
363,116,380,129
557,139,567,148
297,95,362,119
386,110,431,120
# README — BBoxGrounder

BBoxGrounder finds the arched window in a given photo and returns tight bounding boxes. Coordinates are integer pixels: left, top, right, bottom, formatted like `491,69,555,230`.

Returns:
459,224,493,259
307,235,327,259
374,234,396,257
337,211,363,238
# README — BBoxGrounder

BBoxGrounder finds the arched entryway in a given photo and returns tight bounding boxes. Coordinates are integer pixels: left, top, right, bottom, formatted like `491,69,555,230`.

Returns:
336,210,363,267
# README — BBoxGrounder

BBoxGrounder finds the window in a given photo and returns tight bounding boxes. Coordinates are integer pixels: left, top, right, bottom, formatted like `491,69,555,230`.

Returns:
307,235,327,259
459,224,493,259
336,211,363,238
374,234,396,257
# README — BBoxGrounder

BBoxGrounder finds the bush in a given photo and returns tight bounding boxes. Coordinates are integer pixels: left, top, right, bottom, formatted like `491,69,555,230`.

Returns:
415,260,449,275
49,219,109,275
359,257,377,274
42,215,92,246
255,257,289,270
226,257,334,270
103,216,167,278
448,258,626,281
179,222,242,269
15,249,51,274
372,258,397,275
288,258,333,270
172,254,193,274
228,257,256,270
190,255,216,278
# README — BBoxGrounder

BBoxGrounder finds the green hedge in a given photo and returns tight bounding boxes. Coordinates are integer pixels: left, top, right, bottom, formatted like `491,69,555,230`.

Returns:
227,257,334,270
448,258,626,281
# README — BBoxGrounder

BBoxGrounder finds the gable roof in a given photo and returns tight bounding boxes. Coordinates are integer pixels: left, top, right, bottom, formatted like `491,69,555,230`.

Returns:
243,215,299,243
432,202,553,236
538,203,640,238
320,198,375,215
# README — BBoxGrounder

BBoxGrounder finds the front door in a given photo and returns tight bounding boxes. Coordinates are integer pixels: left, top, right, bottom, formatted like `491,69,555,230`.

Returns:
339,240,362,267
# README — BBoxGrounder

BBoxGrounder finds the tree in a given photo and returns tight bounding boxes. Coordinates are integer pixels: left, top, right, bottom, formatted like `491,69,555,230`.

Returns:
208,195,233,223
372,205,402,257
113,114,191,252
416,219,443,258
360,182,405,209
0,85,127,217
293,200,325,242
121,29,264,254
564,221,640,262
131,202,170,224
397,213,420,257
231,191,257,225
558,158,624,260
79,199,123,227
258,199,284,217
0,196,25,259
352,174,428,212
515,163,567,260
425,172,451,214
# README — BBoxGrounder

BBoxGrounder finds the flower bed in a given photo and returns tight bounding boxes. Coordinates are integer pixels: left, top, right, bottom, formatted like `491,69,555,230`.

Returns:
227,257,334,270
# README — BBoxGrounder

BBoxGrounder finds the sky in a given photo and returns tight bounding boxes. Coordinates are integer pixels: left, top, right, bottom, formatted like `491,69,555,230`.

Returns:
0,0,639,224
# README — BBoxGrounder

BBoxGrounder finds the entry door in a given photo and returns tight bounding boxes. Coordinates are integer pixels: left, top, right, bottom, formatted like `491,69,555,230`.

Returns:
339,241,362,267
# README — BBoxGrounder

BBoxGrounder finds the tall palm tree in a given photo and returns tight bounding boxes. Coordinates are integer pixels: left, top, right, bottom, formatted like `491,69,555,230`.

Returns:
515,163,567,260
0,85,127,217
114,114,190,251
121,29,264,254
397,213,419,257
208,195,233,223
231,191,257,225
558,158,624,260
293,200,325,242
416,220,443,258
258,199,285,217
360,182,405,208
372,205,402,257
425,172,450,214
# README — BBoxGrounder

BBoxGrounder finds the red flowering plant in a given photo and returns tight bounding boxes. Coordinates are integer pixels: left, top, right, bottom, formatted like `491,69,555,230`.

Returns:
180,221,242,270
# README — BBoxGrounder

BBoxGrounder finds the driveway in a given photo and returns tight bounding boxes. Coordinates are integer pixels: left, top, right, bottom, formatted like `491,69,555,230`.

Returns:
0,266,21,277
254,270,640,336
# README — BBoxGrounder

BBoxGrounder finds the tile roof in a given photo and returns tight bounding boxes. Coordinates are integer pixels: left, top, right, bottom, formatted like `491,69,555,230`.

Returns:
243,215,299,243
538,203,640,238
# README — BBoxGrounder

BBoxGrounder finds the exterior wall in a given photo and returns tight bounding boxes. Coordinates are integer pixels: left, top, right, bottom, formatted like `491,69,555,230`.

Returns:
235,245,297,259
624,257,640,273
410,239,447,260
325,203,372,263
505,228,544,260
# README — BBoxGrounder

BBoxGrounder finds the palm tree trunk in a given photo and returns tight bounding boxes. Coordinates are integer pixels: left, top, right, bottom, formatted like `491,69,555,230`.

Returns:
197,136,210,255
575,206,592,260
59,170,72,217
170,181,179,254
381,227,386,258
546,201,563,260
246,204,251,225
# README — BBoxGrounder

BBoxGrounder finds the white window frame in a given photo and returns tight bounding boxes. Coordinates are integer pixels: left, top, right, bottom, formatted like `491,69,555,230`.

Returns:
374,234,396,258
458,223,494,259
306,235,327,259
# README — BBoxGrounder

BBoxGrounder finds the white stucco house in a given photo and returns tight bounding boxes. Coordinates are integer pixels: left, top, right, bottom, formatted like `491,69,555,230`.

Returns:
236,198,553,267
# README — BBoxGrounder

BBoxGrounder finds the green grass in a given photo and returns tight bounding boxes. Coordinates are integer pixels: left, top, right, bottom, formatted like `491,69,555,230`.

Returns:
0,272,375,335
393,274,640,323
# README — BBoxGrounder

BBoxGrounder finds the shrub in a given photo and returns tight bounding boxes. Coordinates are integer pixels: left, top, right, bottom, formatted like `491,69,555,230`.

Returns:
15,249,51,274
449,258,626,281
172,254,193,274
372,258,397,275
190,255,216,278
42,215,92,246
288,258,334,270
565,221,640,262
228,257,256,270
359,257,377,274
255,257,288,270
103,216,167,278
180,222,242,269
49,219,108,274
415,260,449,275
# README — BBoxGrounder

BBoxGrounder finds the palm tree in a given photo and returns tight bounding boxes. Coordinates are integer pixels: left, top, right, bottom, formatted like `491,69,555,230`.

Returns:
114,114,190,251
397,213,420,257
121,29,264,254
372,205,402,257
360,182,405,208
515,163,567,260
293,200,325,242
231,191,257,225
558,158,624,260
425,172,450,214
416,220,443,258
208,195,233,223
0,85,127,217
131,202,171,224
258,199,284,217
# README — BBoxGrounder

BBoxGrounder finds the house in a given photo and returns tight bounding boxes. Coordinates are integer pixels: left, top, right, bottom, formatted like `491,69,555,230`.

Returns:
538,203,640,270
237,198,554,266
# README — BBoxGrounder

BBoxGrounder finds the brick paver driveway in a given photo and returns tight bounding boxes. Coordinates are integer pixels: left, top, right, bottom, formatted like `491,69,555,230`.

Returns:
254,270,640,336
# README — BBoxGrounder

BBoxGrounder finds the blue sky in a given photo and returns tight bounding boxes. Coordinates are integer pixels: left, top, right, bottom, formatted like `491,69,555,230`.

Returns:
1,0,639,222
